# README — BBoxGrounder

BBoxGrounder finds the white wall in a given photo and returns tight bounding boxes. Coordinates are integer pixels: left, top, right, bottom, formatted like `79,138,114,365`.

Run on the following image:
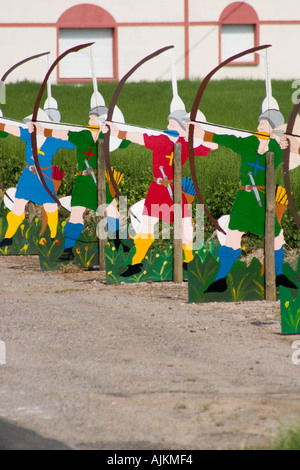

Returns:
0,0,299,83
0,27,57,82
118,26,185,82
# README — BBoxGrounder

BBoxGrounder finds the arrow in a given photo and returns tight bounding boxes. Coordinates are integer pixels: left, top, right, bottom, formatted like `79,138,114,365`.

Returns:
31,42,95,205
189,118,271,139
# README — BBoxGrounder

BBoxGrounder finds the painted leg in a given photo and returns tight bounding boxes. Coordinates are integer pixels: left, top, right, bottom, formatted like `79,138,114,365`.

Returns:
204,245,241,293
182,242,193,271
275,245,297,289
107,216,130,252
0,211,25,247
59,222,84,261
120,233,155,277
182,216,194,271
46,210,58,240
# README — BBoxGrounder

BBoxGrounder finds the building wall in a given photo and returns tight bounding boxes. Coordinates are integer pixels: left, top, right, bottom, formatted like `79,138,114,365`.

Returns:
0,0,299,83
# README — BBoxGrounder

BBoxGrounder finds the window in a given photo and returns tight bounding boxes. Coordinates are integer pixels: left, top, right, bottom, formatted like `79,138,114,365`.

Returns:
57,4,117,81
59,28,113,79
219,2,259,65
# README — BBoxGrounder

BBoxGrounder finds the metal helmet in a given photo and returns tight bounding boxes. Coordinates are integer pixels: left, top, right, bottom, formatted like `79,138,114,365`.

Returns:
258,109,284,129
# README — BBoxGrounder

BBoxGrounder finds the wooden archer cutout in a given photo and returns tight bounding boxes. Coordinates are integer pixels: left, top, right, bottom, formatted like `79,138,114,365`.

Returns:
102,47,219,284
187,46,299,304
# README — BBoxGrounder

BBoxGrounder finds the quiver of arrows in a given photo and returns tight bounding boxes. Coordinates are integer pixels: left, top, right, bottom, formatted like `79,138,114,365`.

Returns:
52,166,66,193
182,176,196,204
105,167,124,199
275,185,288,226
40,166,66,236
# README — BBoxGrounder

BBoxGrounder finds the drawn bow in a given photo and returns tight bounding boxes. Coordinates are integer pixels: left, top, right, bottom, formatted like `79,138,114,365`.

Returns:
103,45,174,205
30,42,94,205
282,99,300,231
188,44,272,235
0,51,50,203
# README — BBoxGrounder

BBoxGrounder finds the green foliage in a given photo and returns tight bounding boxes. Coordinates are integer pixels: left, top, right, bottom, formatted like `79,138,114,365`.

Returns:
205,181,238,219
105,241,174,284
281,209,300,248
188,240,265,303
256,424,300,450
0,202,39,255
0,136,25,189
270,426,300,450
280,285,300,334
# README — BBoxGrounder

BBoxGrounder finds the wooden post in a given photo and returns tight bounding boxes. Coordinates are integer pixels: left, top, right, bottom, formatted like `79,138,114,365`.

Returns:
265,152,276,301
28,202,36,223
97,138,106,270
173,142,183,283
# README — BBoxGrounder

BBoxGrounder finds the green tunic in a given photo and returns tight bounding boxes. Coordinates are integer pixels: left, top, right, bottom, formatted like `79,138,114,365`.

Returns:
68,130,100,211
68,131,130,211
212,134,283,237
0,131,8,138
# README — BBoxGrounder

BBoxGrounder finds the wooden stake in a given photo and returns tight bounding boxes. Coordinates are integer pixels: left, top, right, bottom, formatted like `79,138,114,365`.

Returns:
28,202,36,223
97,138,106,271
265,152,276,301
173,142,183,283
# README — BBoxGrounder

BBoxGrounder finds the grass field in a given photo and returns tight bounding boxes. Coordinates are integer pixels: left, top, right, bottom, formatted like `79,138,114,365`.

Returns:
0,79,299,246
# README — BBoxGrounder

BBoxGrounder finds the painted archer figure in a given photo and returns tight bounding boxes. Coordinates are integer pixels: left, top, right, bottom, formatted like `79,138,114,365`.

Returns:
191,108,297,292
38,105,129,261
0,110,75,248
104,109,218,277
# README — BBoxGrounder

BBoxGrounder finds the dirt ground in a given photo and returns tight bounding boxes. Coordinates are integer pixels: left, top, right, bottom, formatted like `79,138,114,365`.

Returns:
0,254,300,451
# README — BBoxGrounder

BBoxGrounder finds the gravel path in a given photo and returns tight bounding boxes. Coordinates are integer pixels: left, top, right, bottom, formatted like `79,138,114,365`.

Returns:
0,255,300,450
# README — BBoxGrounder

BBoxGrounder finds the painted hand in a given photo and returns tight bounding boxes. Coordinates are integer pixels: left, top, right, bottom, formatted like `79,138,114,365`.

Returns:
185,121,204,139
103,121,118,136
285,135,300,153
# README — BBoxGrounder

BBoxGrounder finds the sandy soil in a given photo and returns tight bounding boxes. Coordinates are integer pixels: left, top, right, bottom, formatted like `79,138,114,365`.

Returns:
0,254,300,450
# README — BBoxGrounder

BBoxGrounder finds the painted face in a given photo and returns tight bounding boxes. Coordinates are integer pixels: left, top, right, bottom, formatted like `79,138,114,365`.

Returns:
167,118,185,136
89,114,99,126
257,119,272,134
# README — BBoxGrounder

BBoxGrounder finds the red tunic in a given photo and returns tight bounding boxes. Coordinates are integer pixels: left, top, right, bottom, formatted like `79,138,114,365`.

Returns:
143,134,210,222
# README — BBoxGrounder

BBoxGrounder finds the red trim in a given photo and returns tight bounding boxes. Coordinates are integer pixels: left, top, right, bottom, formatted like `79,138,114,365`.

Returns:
189,21,219,26
57,4,116,28
0,23,56,27
117,22,185,27
220,2,259,24
260,20,300,25
0,20,300,28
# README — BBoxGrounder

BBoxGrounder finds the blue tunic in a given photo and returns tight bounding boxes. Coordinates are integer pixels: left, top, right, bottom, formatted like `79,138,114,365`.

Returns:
15,128,75,204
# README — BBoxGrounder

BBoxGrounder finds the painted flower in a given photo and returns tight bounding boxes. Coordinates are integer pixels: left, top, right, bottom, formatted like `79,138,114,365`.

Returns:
39,238,47,245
